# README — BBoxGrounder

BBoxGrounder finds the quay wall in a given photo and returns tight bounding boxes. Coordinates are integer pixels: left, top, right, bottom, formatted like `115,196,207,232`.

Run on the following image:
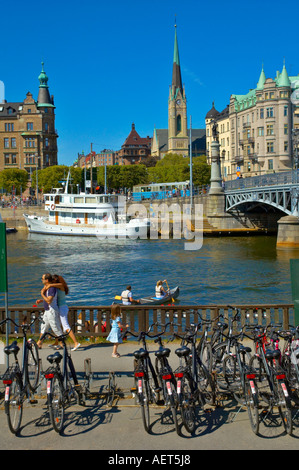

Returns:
0,195,280,235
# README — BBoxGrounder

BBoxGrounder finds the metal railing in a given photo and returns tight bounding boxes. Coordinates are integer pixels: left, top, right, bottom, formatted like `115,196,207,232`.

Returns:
225,170,298,191
0,304,295,339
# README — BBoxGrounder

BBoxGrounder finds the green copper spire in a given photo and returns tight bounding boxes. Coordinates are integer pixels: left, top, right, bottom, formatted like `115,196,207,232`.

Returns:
38,61,49,88
172,23,183,93
256,65,266,90
277,63,291,87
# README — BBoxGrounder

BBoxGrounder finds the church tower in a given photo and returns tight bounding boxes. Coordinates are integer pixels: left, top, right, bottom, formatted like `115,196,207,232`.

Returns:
168,24,188,155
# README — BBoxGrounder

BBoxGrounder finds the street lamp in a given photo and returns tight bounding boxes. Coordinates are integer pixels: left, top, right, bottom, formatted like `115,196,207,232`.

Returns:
35,153,41,204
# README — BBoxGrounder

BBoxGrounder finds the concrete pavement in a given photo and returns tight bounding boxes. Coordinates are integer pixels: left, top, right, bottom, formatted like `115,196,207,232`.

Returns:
0,339,299,451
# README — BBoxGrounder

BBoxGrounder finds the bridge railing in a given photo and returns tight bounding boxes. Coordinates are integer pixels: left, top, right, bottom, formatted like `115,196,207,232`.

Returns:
225,170,298,191
0,304,295,339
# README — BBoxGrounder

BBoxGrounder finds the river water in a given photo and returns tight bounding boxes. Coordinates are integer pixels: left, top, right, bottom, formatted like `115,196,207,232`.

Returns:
0,231,297,308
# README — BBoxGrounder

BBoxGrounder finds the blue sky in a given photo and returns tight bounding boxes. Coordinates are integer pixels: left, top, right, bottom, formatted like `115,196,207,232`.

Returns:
1,0,298,166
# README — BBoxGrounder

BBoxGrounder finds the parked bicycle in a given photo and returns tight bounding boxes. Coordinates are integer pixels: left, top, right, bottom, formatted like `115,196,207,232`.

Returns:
41,329,92,434
220,327,260,435
2,315,42,434
280,325,299,406
249,323,293,435
124,323,177,434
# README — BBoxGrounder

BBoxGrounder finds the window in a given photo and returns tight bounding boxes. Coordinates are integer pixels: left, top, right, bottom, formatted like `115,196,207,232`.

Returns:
25,137,35,148
4,138,9,148
260,108,264,119
258,127,264,136
267,141,274,153
27,109,31,113
268,159,273,170
284,106,288,116
266,124,274,136
45,122,49,132
177,115,181,132
11,138,16,148
5,123,14,131
45,138,49,148
27,122,33,131
270,92,274,99
284,141,288,151
284,124,288,135
266,107,274,118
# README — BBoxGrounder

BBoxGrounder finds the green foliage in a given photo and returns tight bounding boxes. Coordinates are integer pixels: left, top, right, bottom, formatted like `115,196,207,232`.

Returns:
97,165,148,190
32,166,82,193
0,169,28,195
148,153,210,186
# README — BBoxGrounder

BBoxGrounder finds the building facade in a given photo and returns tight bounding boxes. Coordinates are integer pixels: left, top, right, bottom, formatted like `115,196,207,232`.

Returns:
117,123,151,165
206,65,299,180
0,62,58,175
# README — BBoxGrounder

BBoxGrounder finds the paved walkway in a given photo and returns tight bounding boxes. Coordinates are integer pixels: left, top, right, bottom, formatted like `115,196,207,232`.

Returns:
0,340,299,451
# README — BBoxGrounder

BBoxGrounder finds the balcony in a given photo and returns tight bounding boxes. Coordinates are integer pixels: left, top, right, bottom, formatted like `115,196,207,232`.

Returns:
243,122,251,128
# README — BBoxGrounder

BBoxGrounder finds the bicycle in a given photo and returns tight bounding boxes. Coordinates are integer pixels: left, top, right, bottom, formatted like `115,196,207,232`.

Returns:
249,323,293,435
41,329,92,433
124,323,175,434
153,322,179,434
220,327,260,435
172,323,216,419
280,326,299,406
205,306,243,374
2,315,42,434
197,312,228,374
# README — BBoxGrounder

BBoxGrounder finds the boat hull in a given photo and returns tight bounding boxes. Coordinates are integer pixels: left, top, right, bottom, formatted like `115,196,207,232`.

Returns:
139,287,180,305
23,214,150,238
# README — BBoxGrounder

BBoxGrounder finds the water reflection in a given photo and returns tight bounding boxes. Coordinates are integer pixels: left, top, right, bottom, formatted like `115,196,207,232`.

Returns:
0,231,296,308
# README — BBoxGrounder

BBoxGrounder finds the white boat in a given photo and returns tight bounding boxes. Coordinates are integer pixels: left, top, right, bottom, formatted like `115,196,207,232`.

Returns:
23,187,150,238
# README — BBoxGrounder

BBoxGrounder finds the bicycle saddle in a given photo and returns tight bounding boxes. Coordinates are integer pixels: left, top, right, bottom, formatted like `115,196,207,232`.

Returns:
265,349,280,360
175,346,191,358
155,348,171,359
4,341,19,356
47,352,63,364
133,348,148,359
238,345,251,354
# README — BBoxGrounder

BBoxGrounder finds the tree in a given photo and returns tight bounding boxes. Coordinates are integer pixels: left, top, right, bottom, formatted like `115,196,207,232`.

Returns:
32,166,82,193
0,169,28,195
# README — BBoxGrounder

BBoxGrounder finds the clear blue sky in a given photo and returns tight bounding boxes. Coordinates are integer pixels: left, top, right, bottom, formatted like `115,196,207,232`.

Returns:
1,0,298,166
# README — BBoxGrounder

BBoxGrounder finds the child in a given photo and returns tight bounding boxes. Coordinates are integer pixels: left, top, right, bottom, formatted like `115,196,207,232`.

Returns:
107,304,127,358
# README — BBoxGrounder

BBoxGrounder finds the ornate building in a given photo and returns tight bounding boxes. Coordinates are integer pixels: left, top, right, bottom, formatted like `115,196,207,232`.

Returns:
117,123,151,165
206,65,299,180
0,62,58,174
151,25,206,159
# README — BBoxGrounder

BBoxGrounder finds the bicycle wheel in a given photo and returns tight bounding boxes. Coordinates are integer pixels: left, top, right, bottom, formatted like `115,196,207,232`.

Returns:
199,342,213,374
244,380,260,435
5,373,23,434
26,339,40,391
163,379,179,435
275,377,293,435
179,377,196,434
138,375,151,433
282,355,299,405
249,355,270,402
196,360,215,405
212,342,228,373
48,372,65,434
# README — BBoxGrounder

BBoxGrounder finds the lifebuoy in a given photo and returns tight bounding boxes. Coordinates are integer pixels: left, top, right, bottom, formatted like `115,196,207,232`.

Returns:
76,218,81,224
50,204,55,210
103,215,108,222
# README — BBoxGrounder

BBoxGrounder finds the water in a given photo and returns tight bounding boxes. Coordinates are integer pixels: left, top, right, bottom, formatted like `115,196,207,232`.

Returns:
0,231,297,308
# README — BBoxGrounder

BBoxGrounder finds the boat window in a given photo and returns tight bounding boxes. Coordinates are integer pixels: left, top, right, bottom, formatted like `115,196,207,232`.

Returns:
85,197,96,203
74,197,84,203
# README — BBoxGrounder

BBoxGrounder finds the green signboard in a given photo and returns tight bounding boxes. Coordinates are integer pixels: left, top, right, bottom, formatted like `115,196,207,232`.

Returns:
0,222,8,293
290,259,299,325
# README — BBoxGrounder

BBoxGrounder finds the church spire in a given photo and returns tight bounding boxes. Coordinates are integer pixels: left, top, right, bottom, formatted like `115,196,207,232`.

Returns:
172,23,183,94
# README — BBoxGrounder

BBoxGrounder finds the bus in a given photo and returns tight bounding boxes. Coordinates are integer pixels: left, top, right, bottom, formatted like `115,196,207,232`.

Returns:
132,181,191,201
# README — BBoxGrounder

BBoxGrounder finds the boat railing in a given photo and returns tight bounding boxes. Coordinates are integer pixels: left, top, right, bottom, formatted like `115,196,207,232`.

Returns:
0,304,294,339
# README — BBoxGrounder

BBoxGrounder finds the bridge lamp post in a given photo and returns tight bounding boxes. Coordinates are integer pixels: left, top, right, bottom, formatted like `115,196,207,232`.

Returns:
292,129,299,184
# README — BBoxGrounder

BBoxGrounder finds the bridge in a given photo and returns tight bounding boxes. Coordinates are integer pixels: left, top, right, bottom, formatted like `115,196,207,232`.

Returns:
224,171,299,216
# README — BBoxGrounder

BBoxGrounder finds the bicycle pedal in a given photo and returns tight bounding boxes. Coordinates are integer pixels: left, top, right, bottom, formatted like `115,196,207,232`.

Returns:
29,399,38,404
131,387,137,393
154,387,162,393
156,399,165,406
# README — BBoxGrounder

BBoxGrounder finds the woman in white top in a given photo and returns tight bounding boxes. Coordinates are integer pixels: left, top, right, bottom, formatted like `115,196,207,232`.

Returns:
155,280,167,298
49,274,81,351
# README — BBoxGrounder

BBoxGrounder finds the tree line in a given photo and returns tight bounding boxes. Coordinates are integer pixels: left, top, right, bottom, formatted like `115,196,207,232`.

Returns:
0,153,210,195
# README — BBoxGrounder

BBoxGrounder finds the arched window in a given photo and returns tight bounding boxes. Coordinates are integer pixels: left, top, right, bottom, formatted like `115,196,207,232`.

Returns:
177,114,181,133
